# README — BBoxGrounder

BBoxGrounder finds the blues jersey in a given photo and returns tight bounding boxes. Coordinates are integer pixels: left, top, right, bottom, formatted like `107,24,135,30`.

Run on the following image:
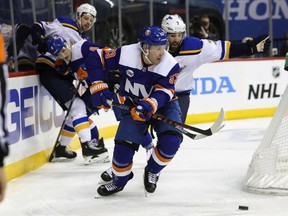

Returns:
34,16,88,67
173,36,231,94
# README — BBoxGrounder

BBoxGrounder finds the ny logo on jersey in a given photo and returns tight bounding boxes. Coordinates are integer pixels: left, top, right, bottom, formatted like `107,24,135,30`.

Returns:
124,79,152,98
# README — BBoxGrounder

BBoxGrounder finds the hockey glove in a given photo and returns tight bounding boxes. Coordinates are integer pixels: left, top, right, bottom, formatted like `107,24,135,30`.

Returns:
32,33,48,54
76,65,88,80
90,82,113,109
131,98,158,121
54,59,69,76
104,70,122,93
246,35,271,55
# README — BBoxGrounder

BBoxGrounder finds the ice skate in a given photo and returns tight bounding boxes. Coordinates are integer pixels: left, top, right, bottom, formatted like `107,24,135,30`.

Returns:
98,167,134,184
144,166,160,197
50,143,77,162
81,137,110,165
95,182,124,198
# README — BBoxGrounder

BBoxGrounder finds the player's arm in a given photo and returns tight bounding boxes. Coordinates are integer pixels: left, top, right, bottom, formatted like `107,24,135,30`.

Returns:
199,35,271,63
30,18,63,54
229,35,271,58
30,21,50,54
150,63,180,109
131,63,180,122
84,47,119,109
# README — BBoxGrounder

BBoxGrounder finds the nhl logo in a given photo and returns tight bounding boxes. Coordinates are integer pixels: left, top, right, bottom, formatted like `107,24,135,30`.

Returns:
126,69,134,77
272,66,280,78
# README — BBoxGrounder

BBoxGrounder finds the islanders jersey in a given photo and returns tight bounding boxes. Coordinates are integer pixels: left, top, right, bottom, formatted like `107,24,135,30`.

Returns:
34,16,87,67
103,43,180,109
173,36,231,94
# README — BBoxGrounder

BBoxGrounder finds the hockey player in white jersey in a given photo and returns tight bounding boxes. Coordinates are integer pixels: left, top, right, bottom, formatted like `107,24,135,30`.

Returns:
161,14,271,123
30,3,109,164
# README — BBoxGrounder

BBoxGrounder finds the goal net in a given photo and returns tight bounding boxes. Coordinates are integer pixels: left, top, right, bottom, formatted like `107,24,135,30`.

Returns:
243,84,288,195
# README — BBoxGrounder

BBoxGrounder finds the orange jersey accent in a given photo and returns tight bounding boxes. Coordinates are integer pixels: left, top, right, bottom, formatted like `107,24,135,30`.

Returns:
0,33,6,63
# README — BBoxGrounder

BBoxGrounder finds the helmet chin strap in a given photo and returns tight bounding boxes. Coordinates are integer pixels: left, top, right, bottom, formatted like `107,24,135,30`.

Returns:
140,45,153,65
76,18,83,33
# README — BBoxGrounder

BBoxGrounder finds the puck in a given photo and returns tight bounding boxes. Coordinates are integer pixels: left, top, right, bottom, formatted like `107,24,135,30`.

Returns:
238,205,249,210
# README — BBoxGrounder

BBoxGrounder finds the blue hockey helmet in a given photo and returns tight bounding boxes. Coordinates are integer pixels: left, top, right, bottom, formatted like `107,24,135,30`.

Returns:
47,34,67,56
139,26,168,46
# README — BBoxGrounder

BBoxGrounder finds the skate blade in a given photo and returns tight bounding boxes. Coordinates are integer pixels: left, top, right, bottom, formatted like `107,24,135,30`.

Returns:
50,157,76,162
84,156,110,165
94,193,104,199
144,189,152,198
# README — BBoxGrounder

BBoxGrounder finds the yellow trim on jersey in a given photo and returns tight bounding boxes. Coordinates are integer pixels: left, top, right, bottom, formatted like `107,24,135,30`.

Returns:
61,130,76,138
224,41,231,60
35,58,55,68
179,48,202,55
74,122,90,133
62,23,78,31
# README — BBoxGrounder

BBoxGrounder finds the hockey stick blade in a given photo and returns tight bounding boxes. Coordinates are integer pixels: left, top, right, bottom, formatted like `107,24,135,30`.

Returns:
192,108,225,140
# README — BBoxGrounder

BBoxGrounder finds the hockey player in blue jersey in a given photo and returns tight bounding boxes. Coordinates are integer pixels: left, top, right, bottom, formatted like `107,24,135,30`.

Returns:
161,14,271,123
30,3,109,164
95,26,183,196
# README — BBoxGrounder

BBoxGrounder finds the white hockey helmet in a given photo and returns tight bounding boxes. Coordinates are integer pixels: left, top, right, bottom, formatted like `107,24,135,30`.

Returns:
161,14,186,34
76,3,97,30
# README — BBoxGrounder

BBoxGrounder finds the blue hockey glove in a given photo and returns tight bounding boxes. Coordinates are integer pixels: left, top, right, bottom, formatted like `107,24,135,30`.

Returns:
246,35,271,55
90,82,113,109
131,98,158,121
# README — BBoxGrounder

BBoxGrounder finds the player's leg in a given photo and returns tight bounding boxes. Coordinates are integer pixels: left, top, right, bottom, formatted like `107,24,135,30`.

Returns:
80,90,109,164
144,100,183,194
97,110,147,196
53,117,77,160
176,92,190,123
98,130,153,184
36,61,78,160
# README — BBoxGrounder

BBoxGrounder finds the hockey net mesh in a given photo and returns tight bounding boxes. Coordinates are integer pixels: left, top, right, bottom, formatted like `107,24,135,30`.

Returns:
243,84,288,195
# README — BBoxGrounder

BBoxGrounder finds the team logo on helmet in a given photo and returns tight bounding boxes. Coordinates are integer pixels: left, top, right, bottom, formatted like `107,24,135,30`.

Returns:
145,29,151,36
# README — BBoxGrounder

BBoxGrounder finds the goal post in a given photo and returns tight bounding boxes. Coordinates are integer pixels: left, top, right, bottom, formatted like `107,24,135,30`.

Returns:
243,84,288,195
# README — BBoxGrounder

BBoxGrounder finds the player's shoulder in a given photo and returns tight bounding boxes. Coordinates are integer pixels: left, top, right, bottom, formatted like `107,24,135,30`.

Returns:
120,43,139,53
56,16,73,23
56,16,77,29
179,36,203,55
78,39,99,53
119,43,140,60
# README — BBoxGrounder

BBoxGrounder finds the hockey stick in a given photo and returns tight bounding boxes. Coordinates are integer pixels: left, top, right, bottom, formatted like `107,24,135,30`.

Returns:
48,81,82,162
109,101,225,140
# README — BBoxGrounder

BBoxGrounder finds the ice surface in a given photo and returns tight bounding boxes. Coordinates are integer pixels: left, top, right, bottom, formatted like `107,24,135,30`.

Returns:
1,117,288,216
